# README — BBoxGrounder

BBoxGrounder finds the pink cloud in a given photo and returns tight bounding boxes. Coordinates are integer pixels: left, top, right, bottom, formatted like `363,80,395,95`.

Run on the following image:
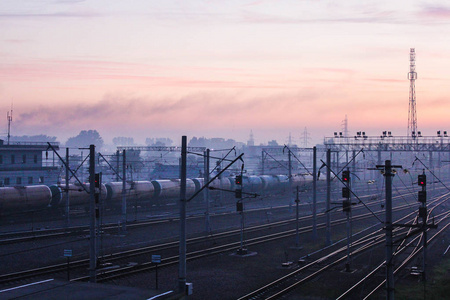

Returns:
419,6,450,18
366,78,404,83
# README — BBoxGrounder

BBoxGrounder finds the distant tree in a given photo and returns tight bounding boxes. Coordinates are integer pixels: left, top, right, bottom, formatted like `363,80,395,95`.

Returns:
65,130,104,150
188,136,242,149
145,138,173,146
113,137,135,146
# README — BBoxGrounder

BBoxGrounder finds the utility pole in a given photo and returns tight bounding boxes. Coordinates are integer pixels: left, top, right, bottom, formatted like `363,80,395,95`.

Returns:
65,148,70,227
288,148,293,207
178,136,187,294
261,150,265,175
204,149,210,234
116,150,120,182
342,169,352,272
121,150,127,233
312,146,317,240
385,160,395,300
326,149,331,246
89,144,97,283
294,186,302,249
376,160,401,300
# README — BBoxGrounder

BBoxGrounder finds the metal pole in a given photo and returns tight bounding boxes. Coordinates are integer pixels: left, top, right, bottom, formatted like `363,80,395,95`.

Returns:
219,158,223,206
312,146,317,240
421,172,428,283
378,148,382,192
204,149,210,234
352,150,356,179
345,168,352,272
98,172,103,261
326,149,331,246
336,150,339,171
295,186,300,248
438,152,441,186
385,160,394,300
89,144,96,283
155,264,159,290
178,136,187,294
239,161,246,254
429,151,434,197
288,149,293,206
240,203,245,251
345,210,350,272
261,150,264,175
65,147,70,227
121,150,127,232
116,150,120,182
67,257,70,281
80,151,84,182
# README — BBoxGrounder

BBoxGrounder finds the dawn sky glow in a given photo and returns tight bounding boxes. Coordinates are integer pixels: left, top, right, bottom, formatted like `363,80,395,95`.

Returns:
1,0,450,145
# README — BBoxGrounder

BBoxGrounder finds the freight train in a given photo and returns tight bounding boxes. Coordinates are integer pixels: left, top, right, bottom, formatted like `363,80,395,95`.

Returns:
0,174,325,216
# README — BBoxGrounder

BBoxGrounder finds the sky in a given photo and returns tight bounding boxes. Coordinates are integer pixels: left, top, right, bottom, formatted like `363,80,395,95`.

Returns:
1,0,450,146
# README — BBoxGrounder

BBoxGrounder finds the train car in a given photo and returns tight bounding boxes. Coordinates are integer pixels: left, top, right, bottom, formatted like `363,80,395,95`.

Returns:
243,176,263,193
151,179,196,204
190,178,207,203
106,181,155,206
209,177,233,193
259,175,280,192
0,185,52,215
0,173,325,216
191,178,204,192
50,183,107,210
291,175,311,191
275,175,289,191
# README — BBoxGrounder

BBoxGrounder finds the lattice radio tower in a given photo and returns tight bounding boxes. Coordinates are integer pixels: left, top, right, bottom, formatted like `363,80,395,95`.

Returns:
407,48,418,139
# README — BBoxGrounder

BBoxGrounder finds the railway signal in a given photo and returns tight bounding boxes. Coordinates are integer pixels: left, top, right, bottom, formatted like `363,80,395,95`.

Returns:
342,187,350,198
342,170,350,183
94,173,100,188
418,174,426,186
418,190,426,203
418,173,426,203
235,175,242,199
341,168,352,272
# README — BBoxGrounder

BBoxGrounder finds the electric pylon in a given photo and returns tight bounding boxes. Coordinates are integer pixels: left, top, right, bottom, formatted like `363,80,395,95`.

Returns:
407,48,418,140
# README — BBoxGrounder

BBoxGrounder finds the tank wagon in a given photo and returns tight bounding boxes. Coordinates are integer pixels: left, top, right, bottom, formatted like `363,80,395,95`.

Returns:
0,174,325,215
50,183,107,210
0,185,52,214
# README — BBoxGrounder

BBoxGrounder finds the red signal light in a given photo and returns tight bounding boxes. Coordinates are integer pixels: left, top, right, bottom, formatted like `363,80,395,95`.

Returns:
418,174,426,186
342,170,350,183
94,173,100,188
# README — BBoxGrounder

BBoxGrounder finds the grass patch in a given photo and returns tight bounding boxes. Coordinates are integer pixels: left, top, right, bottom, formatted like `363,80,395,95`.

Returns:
396,257,450,300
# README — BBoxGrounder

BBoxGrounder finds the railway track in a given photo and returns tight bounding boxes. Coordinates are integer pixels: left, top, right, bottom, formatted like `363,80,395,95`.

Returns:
237,194,449,299
1,187,446,298
0,192,417,287
0,194,430,292
0,184,416,245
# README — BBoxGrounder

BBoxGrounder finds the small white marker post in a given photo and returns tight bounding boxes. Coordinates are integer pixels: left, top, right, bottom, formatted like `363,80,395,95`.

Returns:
64,249,73,281
152,255,161,289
